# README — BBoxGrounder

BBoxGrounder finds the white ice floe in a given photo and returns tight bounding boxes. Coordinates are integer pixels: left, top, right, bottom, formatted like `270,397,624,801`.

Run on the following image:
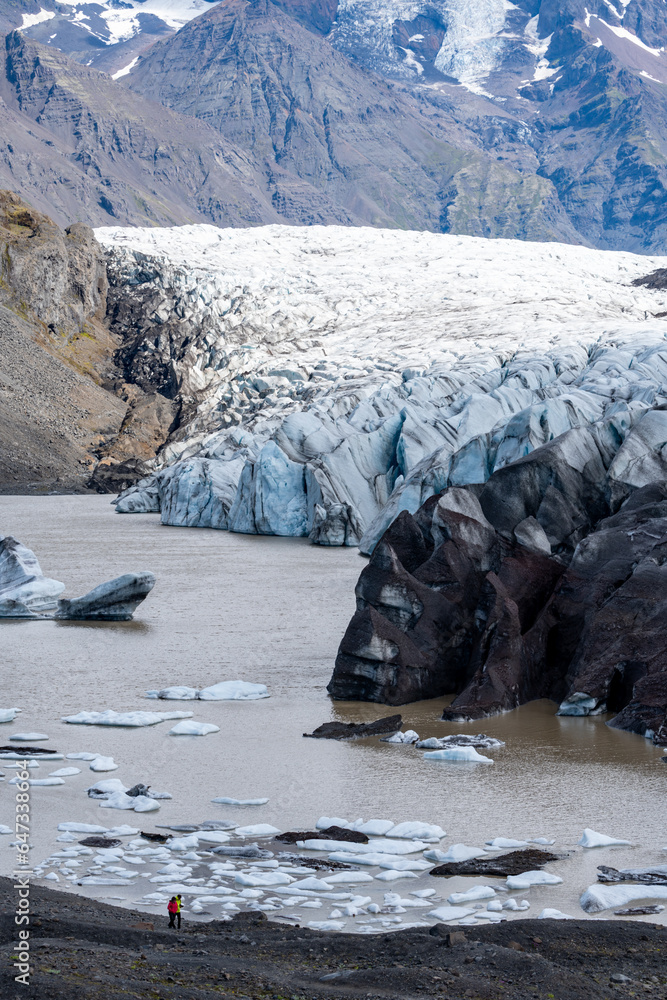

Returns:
529,838,556,846
235,871,294,887
580,884,667,913
43,873,59,882
381,730,420,744
0,824,14,834
308,920,346,931
538,908,574,919
234,824,281,837
9,776,64,786
486,838,530,848
66,752,102,761
386,822,446,841
315,816,352,832
352,819,395,836
578,828,632,848
146,680,269,701
9,733,49,741
424,747,494,763
87,778,128,797
292,876,335,891
89,757,119,772
57,822,108,834
447,886,496,904
506,871,563,889
169,721,220,736
410,889,437,898
0,751,63,760
63,710,193,727
301,838,429,855
195,832,232,844
49,768,81,777
0,709,20,723
428,905,475,921
99,791,160,812
323,871,374,884
424,844,485,863
211,797,269,806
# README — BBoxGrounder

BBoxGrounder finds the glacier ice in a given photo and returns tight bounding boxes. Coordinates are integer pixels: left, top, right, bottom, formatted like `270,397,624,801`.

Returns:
97,225,667,551
423,746,494,763
580,883,667,913
578,828,632,848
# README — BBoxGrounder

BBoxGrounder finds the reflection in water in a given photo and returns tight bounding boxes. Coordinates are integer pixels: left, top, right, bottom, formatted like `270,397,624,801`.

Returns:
0,495,665,923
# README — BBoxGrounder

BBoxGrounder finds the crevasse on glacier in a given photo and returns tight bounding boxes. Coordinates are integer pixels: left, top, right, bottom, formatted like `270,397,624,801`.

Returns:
98,225,667,551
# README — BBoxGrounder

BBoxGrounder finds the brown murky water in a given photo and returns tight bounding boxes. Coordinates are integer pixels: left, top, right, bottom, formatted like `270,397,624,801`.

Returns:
1,496,665,924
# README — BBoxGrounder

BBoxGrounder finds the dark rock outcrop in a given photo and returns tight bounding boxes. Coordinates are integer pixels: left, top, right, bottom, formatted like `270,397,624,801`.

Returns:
329,428,667,742
430,849,562,878
276,827,368,844
303,715,403,739
597,866,667,885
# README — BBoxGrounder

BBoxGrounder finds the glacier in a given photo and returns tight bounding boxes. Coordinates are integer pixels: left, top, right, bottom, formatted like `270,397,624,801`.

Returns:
96,224,667,550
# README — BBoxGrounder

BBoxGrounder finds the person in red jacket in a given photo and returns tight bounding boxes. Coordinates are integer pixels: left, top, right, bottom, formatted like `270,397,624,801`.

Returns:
167,897,178,929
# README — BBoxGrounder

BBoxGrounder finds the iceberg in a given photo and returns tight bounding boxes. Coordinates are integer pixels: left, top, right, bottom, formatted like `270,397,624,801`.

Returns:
385,822,446,841
447,886,496,904
9,733,49,741
506,871,563,889
234,824,281,837
146,680,269,701
580,884,667,913
63,710,193,727
0,708,20,723
424,845,485,863
578,828,632,848
168,721,220,736
89,757,118,772
49,767,81,777
538,908,574,919
211,797,269,806
428,905,475,921
423,747,494,763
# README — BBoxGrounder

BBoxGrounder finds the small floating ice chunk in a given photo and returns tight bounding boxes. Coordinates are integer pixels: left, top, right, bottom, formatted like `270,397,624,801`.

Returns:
316,816,352,830
428,905,475,920
538,908,574,919
386,822,446,841
580,883,667,913
49,767,81,777
63,710,193,727
195,831,232,844
100,791,160,812
381,730,419,744
486,838,530,849
578,828,632,848
375,869,418,881
10,732,48,741
9,776,64,786
236,871,294,887
353,819,395,836
506,871,563,889
323,871,374,884
0,708,20,723
199,680,269,700
212,797,269,806
0,824,14,834
235,824,281,837
90,757,119,772
87,779,128,798
108,825,139,836
308,920,345,931
424,747,493,763
447,886,496,904
425,844,485,863
44,873,59,882
529,838,556,846
410,888,437,898
66,752,101,761
58,822,108,834
169,721,220,736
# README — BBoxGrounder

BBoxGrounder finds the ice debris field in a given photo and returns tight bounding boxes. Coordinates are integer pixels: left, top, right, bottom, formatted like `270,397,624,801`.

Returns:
97,225,667,551
2,703,667,932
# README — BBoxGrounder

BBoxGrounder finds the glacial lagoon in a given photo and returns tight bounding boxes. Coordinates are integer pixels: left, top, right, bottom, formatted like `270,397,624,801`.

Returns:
1,496,665,927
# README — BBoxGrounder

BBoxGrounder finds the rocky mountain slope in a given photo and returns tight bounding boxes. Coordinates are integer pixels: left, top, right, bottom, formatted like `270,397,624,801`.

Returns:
4,0,665,250
0,191,177,492
99,223,667,550
0,31,280,228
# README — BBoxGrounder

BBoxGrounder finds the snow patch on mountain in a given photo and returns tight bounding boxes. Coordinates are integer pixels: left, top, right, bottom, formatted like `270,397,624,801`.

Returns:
96,224,667,548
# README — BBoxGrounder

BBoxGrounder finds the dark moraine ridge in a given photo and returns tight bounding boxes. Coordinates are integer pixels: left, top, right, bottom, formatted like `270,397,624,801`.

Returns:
1,878,666,1000
328,426,667,742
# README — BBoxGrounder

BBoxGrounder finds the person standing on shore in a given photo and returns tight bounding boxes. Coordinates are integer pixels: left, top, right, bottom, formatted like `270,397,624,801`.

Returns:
176,894,183,929
167,897,178,929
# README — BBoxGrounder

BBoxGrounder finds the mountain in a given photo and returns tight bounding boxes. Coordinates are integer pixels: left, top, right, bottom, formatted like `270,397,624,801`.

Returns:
0,30,281,227
123,0,667,251
0,0,221,75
